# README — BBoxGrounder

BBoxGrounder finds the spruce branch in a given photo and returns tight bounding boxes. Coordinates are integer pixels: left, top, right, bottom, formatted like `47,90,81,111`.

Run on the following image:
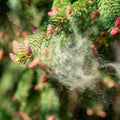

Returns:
14,69,33,103
97,0,120,29
9,0,95,65
72,0,91,14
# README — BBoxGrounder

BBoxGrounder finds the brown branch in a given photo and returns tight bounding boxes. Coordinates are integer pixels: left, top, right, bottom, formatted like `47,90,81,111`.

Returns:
107,0,115,17
72,0,92,15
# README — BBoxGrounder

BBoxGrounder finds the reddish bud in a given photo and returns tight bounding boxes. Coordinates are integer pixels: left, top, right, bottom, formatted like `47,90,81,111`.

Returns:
32,25,38,32
115,17,120,27
91,45,98,55
41,75,49,83
12,40,20,53
37,62,47,70
97,111,106,118
48,7,58,17
28,57,39,68
47,115,55,120
48,12,54,17
22,32,29,40
91,10,99,19
110,28,119,36
47,24,53,31
86,109,93,116
46,24,53,36
108,81,115,88
16,31,23,37
24,42,32,56
34,84,41,90
101,31,107,37
11,97,20,104
9,53,18,62
0,51,3,61
66,6,71,16
28,61,36,68
51,7,58,12
52,69,59,75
